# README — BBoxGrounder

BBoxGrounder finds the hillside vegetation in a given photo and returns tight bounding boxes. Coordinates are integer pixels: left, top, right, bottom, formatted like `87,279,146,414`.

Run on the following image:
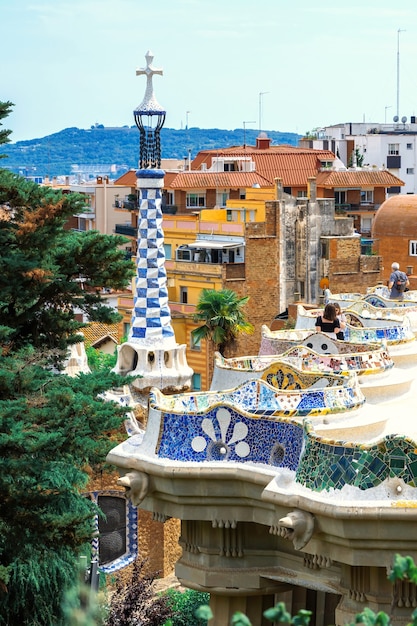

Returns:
2,126,301,178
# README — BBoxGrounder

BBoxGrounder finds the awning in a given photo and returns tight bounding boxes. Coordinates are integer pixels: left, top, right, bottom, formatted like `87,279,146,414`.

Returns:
187,240,244,250
76,212,96,219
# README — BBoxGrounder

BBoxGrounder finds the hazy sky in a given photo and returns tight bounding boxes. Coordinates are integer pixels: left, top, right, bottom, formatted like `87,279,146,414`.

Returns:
3,0,417,142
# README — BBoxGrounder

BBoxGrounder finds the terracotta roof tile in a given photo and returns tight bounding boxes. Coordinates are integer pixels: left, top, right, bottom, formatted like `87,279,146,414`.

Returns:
190,145,336,186
315,170,404,188
81,322,120,346
114,170,137,186
169,171,272,189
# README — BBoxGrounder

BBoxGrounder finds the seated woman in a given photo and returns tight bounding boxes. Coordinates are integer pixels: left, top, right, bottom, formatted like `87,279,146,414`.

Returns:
334,302,347,340
315,303,341,339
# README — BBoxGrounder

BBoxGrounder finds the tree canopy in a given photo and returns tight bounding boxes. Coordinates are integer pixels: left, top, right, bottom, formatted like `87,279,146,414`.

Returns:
0,101,134,625
0,167,134,352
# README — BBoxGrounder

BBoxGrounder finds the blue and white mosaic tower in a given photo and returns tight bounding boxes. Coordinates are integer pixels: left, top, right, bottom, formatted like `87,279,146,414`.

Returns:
114,52,193,394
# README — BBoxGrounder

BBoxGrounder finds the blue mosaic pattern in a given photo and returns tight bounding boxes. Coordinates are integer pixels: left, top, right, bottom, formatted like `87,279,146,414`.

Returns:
150,370,364,421
156,405,304,468
149,366,364,467
296,423,417,492
129,172,175,343
346,324,414,344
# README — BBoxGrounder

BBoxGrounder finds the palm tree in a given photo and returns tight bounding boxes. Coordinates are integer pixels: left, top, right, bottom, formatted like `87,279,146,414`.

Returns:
191,288,254,356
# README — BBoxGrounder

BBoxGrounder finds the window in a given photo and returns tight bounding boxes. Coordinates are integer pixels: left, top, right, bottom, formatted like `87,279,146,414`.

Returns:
186,192,205,208
88,490,138,574
407,143,413,149
297,190,307,198
78,217,88,231
163,243,172,260
123,323,130,339
388,143,400,155
216,191,229,207
176,247,192,261
166,191,174,205
192,373,202,390
360,190,373,204
321,241,329,259
407,168,414,175
239,189,246,200
224,162,236,172
180,286,188,304
335,191,346,205
361,217,372,233
410,241,417,256
191,333,201,351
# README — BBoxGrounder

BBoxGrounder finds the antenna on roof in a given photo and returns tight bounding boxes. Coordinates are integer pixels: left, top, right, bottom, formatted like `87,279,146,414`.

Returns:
243,120,256,148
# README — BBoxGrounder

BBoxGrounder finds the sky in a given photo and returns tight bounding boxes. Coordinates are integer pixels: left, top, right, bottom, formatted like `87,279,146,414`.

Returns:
2,0,417,143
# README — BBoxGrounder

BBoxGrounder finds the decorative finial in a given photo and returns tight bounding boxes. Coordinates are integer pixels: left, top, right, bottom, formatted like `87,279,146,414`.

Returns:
135,50,165,114
134,51,166,169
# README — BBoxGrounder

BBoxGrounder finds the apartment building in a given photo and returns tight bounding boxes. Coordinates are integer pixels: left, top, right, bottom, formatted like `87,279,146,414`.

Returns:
300,119,415,193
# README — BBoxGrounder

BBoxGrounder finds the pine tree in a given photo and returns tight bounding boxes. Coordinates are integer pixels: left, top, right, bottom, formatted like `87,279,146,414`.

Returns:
0,101,13,156
0,168,135,351
0,348,128,625
0,102,134,624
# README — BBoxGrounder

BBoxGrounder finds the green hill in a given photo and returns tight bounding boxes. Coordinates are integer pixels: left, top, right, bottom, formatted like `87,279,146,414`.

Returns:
1,126,301,179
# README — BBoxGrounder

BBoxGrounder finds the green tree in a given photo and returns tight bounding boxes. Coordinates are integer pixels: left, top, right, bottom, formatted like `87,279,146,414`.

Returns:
0,104,134,352
0,102,134,625
0,347,128,625
0,101,13,156
191,288,254,355
0,167,135,351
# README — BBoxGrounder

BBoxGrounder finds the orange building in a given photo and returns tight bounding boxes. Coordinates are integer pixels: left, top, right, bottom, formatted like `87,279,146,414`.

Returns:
372,194,417,290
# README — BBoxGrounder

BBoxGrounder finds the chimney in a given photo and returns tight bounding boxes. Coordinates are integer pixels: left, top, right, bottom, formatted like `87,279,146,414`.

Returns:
307,177,317,202
256,134,271,150
275,177,283,200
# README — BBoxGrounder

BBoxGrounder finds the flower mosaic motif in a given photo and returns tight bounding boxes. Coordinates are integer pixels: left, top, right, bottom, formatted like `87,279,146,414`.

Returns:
191,407,250,460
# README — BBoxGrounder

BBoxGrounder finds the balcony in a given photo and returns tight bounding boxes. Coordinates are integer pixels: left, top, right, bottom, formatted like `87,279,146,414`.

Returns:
114,224,137,237
161,204,178,215
336,203,376,213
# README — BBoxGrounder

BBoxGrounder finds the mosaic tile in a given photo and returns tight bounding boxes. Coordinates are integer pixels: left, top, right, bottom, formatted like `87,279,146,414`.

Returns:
296,428,417,491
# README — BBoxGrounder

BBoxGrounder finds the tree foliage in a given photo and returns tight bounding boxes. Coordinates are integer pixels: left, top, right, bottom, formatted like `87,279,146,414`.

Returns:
164,588,210,626
191,288,254,355
0,168,134,352
0,101,13,156
0,347,128,625
0,101,134,625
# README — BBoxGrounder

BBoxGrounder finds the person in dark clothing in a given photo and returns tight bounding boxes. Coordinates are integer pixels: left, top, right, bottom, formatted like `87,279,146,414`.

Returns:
388,262,409,300
315,303,341,339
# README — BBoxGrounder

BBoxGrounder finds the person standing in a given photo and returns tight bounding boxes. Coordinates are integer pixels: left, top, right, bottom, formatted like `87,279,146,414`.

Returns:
388,262,409,300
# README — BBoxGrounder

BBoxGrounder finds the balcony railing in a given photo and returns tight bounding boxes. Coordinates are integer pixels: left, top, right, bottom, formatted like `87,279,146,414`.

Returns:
114,224,137,237
336,203,376,213
161,204,178,215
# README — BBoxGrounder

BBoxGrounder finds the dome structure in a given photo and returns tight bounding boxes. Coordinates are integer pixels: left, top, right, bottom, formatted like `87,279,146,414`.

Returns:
372,194,417,237
372,194,417,285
